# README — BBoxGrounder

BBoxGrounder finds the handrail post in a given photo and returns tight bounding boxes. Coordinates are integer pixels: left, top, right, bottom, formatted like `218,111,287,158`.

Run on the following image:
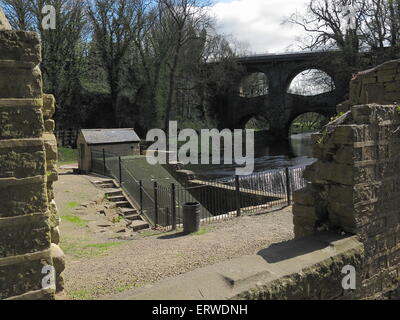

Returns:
171,183,177,230
118,156,122,183
139,180,143,215
285,167,291,206
102,148,106,175
154,181,159,226
235,175,241,217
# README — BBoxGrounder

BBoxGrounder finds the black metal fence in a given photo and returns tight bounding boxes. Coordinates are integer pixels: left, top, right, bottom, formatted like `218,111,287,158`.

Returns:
91,149,307,231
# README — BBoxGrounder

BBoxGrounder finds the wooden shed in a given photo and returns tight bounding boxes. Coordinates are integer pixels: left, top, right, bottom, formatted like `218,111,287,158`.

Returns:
77,128,141,173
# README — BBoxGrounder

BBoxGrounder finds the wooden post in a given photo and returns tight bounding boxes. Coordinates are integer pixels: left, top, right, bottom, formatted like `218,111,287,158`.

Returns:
235,175,241,217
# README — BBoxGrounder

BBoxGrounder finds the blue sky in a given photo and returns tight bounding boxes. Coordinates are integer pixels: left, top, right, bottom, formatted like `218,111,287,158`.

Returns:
209,0,309,54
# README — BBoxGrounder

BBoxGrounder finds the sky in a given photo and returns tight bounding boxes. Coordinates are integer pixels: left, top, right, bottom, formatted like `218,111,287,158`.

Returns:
209,0,309,54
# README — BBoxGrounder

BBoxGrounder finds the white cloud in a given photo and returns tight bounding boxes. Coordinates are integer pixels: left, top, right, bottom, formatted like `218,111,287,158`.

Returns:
209,0,309,54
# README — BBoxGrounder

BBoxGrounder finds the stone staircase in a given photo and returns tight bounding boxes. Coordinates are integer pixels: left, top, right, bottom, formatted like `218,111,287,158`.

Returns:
94,179,150,232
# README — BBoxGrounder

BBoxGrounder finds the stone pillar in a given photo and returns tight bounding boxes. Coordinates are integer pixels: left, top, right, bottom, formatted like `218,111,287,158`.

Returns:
293,101,400,298
0,11,64,300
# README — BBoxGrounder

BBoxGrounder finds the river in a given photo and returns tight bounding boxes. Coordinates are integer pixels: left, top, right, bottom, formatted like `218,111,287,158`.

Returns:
186,132,317,180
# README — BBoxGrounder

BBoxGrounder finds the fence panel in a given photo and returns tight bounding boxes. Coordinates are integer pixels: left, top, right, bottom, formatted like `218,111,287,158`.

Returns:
90,149,308,231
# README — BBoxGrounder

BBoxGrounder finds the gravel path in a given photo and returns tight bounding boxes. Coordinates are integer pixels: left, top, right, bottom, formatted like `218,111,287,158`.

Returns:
55,173,294,300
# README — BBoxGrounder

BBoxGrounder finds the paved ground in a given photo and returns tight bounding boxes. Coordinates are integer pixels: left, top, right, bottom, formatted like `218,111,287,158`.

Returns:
54,172,294,300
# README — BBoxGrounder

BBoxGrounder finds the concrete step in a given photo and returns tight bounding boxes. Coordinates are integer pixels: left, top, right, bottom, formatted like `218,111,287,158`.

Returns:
130,220,149,232
100,183,115,189
115,201,131,208
125,214,142,221
94,180,114,185
120,207,138,215
108,195,126,202
105,189,123,197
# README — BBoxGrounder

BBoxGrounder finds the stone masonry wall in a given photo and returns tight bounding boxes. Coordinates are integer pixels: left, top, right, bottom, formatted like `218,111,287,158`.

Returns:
293,60,400,299
338,59,400,113
0,10,64,300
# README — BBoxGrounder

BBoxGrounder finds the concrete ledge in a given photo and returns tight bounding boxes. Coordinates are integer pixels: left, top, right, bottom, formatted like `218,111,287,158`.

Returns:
104,232,363,300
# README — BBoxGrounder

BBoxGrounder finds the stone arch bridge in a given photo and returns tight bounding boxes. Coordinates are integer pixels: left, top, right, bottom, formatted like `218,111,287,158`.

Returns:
213,51,354,139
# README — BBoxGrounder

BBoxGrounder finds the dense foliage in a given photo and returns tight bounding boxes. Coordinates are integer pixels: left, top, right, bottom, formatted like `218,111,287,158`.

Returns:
1,0,245,134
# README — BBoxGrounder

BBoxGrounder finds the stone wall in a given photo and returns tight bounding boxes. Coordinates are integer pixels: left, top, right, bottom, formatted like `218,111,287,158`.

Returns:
338,59,400,113
0,11,64,300
293,60,400,299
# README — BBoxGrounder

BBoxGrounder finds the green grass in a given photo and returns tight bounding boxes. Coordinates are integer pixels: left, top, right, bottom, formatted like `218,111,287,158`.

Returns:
67,201,80,209
190,227,213,236
69,289,94,300
61,240,123,259
61,215,89,227
58,147,78,165
68,281,139,300
115,283,138,293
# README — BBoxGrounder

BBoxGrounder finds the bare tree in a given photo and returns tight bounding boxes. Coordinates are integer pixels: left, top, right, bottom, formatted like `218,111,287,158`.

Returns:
158,0,212,132
87,0,146,126
0,0,33,29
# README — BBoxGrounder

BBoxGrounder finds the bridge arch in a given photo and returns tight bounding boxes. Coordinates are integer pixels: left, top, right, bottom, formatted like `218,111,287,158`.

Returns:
285,66,337,96
238,113,271,131
287,111,329,136
239,72,269,98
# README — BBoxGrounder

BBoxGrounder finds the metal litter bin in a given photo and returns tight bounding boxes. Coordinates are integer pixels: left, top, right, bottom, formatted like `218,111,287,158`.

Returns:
183,202,201,234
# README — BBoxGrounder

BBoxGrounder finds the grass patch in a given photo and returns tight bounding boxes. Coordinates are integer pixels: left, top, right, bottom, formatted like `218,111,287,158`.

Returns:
67,201,80,209
115,283,138,293
61,215,89,227
191,227,213,236
69,289,94,300
84,242,122,250
58,147,78,165
61,240,123,259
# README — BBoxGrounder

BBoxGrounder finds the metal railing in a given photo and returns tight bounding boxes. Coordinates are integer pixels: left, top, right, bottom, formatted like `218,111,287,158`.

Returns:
91,149,307,231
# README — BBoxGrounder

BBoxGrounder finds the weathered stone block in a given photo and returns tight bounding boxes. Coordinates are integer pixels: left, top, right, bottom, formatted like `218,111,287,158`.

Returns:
50,244,65,275
0,145,46,179
0,30,41,65
333,146,354,164
50,227,60,245
0,250,53,300
44,119,55,133
0,65,42,99
293,203,318,220
293,186,319,206
42,94,55,119
43,133,58,161
0,106,44,139
0,179,48,218
0,213,50,258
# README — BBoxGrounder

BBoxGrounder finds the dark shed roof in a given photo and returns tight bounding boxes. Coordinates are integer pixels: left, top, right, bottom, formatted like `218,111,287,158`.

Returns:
81,129,141,145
